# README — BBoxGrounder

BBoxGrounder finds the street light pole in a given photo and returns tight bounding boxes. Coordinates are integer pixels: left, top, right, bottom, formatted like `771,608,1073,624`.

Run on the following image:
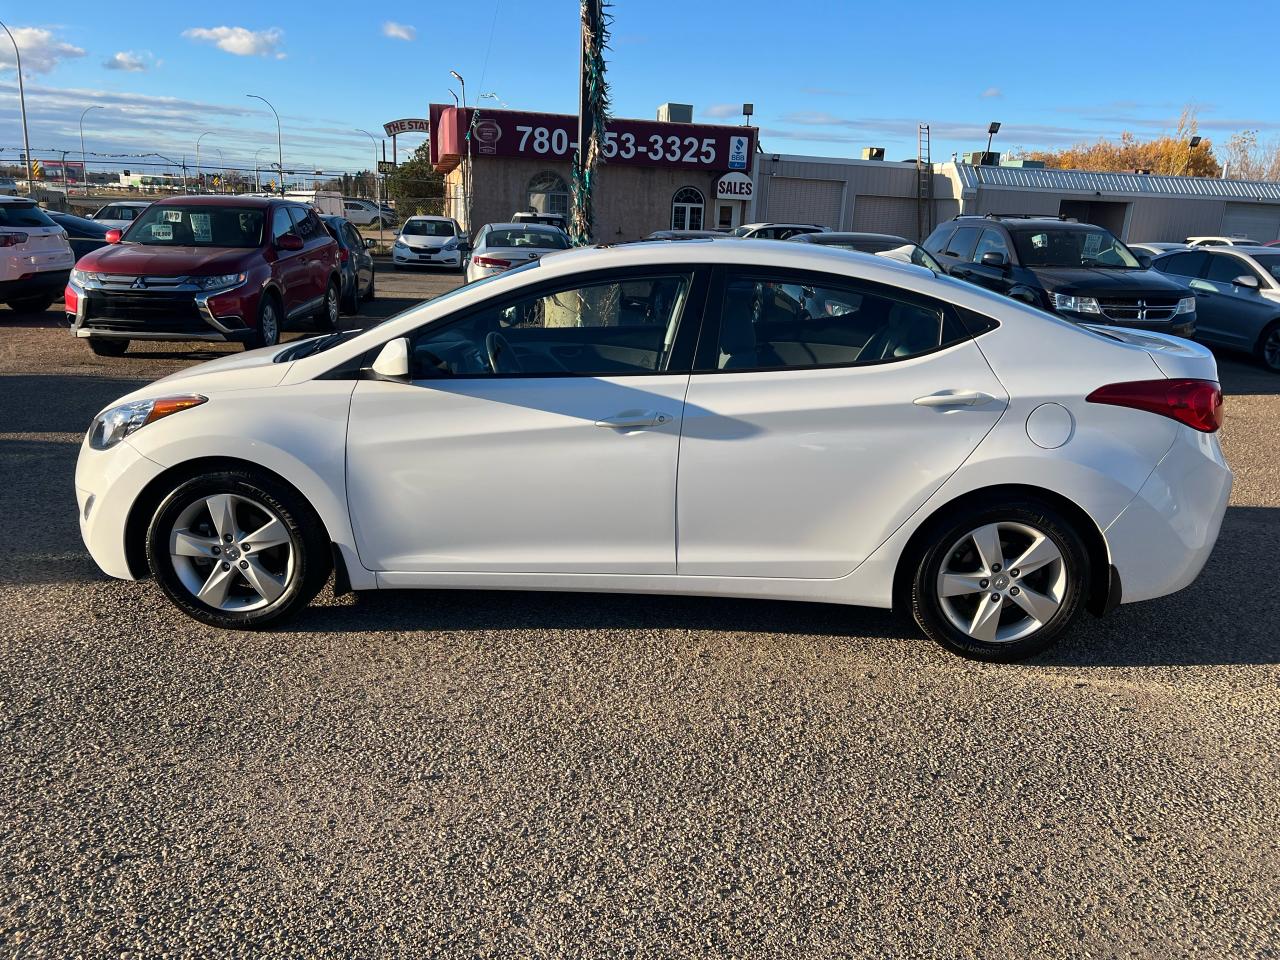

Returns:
247,94,284,196
1181,135,1203,177
0,20,34,192
450,70,470,230
984,121,1001,165
356,128,383,245
79,105,103,197
195,131,212,193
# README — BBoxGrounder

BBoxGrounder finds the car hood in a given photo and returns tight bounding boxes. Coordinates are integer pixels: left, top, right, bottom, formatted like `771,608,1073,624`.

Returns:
110,344,293,409
79,243,254,276
1029,266,1189,297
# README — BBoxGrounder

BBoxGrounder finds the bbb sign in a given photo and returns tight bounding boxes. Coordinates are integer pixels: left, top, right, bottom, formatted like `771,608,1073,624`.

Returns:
728,135,749,170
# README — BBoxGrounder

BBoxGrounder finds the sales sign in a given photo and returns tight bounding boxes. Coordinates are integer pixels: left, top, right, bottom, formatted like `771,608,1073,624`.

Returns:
716,172,753,199
431,106,756,173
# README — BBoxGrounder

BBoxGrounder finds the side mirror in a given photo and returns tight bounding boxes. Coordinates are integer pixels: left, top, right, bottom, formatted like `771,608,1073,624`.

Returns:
105,229,122,244
457,240,473,253
363,238,378,249
276,233,304,252
1233,274,1260,290
1136,254,1153,269
367,337,411,381
980,251,1007,268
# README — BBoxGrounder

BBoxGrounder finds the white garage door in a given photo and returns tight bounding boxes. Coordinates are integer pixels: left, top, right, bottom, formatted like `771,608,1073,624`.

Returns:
1222,203,1280,243
851,196,921,240
765,177,843,229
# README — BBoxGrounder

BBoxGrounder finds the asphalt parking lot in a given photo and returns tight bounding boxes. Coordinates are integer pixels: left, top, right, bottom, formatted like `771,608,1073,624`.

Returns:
2,263,1278,957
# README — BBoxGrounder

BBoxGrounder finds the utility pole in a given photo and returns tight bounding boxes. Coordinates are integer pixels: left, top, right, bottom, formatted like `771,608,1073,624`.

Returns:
0,20,34,193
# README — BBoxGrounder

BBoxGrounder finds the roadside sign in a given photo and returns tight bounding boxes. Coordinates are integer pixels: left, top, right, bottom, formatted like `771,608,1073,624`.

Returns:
377,161,396,175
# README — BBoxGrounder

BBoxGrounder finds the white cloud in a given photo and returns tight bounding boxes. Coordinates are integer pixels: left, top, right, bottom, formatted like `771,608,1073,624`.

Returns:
104,51,151,72
382,21,416,41
702,104,740,119
182,26,285,59
0,27,85,74
981,87,1002,98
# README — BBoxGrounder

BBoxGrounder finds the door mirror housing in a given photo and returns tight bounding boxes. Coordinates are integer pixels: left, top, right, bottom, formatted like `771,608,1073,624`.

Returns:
980,251,1007,268
1232,274,1260,290
276,233,304,252
363,237,378,249
366,337,411,381
457,240,473,253
1136,253,1153,269
105,228,122,244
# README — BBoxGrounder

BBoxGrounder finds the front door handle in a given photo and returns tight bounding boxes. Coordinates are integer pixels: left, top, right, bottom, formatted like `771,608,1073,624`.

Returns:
594,411,673,429
914,390,996,408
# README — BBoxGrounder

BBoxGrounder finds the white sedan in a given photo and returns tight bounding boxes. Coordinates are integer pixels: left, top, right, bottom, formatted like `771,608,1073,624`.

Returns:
391,216,467,270
75,240,1231,660
465,222,570,283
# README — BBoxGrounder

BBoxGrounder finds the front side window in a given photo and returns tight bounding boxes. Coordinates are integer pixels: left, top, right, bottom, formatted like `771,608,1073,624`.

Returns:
671,187,704,231
922,225,954,255
409,274,692,378
271,207,296,245
972,229,1011,263
1011,227,1140,268
1156,251,1209,278
126,204,265,247
713,275,968,371
1205,254,1261,285
943,226,979,259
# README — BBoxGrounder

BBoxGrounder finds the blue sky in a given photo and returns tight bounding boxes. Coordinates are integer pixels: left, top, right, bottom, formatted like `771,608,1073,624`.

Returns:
2,0,1277,178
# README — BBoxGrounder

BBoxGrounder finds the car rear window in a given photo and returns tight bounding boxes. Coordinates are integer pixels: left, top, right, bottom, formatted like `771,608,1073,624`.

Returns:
485,228,569,249
0,202,56,228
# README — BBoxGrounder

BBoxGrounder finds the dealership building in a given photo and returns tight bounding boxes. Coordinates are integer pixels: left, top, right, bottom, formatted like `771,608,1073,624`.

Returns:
425,103,1280,244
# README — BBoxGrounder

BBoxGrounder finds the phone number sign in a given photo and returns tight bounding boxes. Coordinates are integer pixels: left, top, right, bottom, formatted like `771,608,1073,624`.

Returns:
459,109,754,172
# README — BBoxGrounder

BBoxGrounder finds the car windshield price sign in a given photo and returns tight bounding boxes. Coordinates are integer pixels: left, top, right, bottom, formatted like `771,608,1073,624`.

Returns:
431,105,756,173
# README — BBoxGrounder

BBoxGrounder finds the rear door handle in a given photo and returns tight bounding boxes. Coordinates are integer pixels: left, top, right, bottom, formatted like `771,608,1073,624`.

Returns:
594,411,673,429
914,390,996,408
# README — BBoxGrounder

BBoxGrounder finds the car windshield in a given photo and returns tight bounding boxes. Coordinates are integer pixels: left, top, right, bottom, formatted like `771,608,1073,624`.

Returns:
0,201,55,228
1010,227,1141,269
402,220,455,238
1251,255,1280,282
484,228,569,249
125,205,265,247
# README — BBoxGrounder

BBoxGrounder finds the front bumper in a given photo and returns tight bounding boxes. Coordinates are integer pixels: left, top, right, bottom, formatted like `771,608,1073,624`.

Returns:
67,277,253,342
392,245,461,266
76,437,167,581
1104,424,1232,603
1057,308,1196,339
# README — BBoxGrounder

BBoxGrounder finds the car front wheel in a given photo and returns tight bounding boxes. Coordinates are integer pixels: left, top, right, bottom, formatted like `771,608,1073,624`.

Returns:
1258,320,1280,373
315,280,339,331
247,295,281,350
911,499,1089,661
146,470,330,629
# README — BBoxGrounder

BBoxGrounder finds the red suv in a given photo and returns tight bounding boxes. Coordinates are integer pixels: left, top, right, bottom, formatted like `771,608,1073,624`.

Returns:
66,195,341,355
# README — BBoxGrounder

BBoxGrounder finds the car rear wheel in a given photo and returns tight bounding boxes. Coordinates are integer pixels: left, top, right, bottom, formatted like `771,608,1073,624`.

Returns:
315,280,339,331
340,272,360,314
5,296,55,313
87,337,129,357
146,470,330,629
247,295,281,350
364,269,375,301
1257,320,1280,373
911,499,1089,661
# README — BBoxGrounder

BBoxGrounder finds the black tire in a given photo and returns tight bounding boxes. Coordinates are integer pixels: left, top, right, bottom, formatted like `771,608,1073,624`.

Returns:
364,269,375,301
146,469,331,629
315,279,340,331
340,273,360,314
1256,319,1280,373
247,293,281,350
6,296,55,314
910,497,1090,661
87,337,129,357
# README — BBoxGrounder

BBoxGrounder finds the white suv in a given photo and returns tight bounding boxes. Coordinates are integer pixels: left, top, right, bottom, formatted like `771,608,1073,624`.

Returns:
341,198,396,227
0,197,75,313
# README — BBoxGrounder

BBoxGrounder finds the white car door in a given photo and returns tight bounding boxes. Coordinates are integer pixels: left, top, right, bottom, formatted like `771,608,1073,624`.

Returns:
345,267,706,574
676,267,1008,579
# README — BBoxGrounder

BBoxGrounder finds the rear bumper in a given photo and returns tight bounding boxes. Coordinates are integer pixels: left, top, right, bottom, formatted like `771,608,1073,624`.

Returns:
0,268,70,299
1104,425,1232,603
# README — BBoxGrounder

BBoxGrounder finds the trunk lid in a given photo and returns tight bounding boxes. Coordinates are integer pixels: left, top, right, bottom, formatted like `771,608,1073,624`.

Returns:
1082,324,1220,381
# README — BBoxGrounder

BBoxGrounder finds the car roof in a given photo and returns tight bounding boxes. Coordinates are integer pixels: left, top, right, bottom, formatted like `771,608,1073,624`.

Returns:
799,231,911,243
404,215,453,222
152,194,276,208
0,195,37,204
484,221,565,232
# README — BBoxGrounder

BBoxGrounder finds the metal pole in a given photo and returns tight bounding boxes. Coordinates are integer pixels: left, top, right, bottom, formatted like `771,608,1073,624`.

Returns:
195,132,212,192
247,94,284,196
215,148,225,192
79,105,103,197
451,71,470,230
60,149,68,195
357,129,382,245
0,20,34,192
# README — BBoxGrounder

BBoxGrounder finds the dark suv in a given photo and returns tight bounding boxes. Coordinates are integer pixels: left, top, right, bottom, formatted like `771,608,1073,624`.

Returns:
924,215,1196,336
67,195,341,356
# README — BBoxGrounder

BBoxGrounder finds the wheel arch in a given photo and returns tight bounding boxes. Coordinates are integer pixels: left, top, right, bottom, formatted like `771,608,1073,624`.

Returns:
890,482,1113,618
122,455,334,580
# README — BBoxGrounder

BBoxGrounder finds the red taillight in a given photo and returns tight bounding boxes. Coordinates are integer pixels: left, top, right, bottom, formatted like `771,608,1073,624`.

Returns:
340,247,350,263
1087,378,1223,433
0,232,28,247
472,255,511,269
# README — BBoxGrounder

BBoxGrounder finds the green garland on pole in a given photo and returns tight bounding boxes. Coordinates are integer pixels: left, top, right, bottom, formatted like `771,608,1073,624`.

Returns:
570,0,611,246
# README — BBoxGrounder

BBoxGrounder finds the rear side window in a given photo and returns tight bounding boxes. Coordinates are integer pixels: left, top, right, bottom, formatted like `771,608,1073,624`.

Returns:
944,226,980,259
0,202,55,228
713,274,971,371
344,224,363,249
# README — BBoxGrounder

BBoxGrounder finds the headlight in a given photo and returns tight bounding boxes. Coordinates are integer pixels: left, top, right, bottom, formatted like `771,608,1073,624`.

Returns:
442,238,458,251
195,273,245,291
88,395,206,451
1175,296,1196,315
70,268,99,286
1051,293,1102,315
393,241,408,250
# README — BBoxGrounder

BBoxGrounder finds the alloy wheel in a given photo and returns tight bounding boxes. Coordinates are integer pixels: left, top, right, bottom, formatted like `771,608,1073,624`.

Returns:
326,286,339,326
168,493,295,611
1263,327,1280,371
260,303,279,345
935,521,1067,644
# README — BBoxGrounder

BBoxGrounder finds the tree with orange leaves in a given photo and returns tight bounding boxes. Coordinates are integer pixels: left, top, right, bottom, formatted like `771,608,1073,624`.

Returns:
1011,106,1221,177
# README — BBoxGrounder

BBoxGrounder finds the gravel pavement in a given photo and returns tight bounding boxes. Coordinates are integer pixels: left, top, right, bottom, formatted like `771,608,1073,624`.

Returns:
2,265,1278,958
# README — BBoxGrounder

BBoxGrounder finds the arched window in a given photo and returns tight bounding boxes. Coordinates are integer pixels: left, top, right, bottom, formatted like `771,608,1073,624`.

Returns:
527,171,570,218
671,186,705,231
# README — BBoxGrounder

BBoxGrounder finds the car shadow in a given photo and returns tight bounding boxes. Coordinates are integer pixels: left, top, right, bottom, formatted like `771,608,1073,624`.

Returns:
1217,356,1280,396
